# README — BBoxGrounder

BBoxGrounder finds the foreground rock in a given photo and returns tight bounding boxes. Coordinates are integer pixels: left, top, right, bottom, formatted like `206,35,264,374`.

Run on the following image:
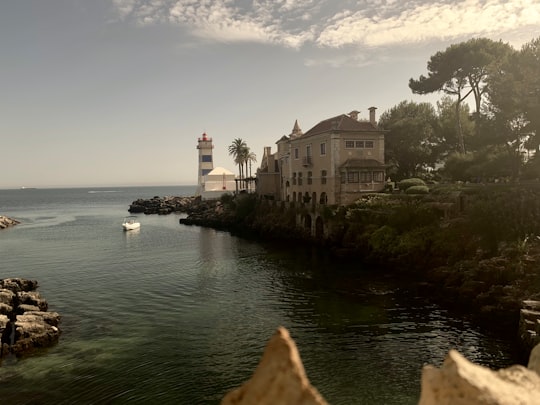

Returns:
222,327,540,405
419,346,540,405
0,216,20,229
128,196,197,215
221,327,328,405
0,278,60,360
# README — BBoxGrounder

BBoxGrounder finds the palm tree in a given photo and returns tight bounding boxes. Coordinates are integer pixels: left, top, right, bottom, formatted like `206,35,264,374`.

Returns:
228,138,247,179
246,150,257,178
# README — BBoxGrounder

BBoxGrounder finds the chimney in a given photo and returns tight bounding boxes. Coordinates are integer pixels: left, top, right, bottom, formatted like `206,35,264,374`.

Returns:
368,107,377,126
348,110,360,121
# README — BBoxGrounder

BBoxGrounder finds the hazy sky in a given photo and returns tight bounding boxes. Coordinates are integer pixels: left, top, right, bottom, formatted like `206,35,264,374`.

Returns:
1,0,538,189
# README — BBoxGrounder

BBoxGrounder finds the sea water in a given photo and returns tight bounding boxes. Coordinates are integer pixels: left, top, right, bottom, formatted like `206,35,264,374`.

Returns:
0,186,520,404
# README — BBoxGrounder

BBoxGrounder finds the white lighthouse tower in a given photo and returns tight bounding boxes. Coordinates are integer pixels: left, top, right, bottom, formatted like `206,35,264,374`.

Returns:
196,132,214,196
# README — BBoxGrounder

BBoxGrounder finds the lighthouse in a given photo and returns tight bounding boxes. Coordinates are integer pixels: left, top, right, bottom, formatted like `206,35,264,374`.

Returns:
196,132,214,196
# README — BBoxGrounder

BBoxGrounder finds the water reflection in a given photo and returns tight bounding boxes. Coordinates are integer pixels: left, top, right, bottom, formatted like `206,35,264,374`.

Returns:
0,201,520,405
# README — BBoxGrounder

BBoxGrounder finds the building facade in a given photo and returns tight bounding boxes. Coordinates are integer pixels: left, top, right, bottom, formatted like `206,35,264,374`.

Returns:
257,108,387,205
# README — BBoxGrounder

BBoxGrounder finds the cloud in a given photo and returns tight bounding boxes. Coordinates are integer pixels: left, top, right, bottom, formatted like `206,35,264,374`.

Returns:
110,0,540,49
317,0,540,47
111,0,318,48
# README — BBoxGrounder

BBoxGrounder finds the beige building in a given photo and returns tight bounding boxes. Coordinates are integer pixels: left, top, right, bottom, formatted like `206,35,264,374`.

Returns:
257,108,387,205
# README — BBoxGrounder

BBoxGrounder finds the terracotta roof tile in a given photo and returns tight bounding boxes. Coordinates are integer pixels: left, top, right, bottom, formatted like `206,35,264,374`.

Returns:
303,114,377,137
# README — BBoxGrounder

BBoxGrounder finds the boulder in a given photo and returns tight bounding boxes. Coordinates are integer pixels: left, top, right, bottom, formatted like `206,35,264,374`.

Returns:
0,278,60,358
17,291,48,311
221,327,328,405
0,278,38,293
0,289,15,305
128,196,197,215
0,303,13,315
528,343,540,376
0,216,20,229
418,348,540,405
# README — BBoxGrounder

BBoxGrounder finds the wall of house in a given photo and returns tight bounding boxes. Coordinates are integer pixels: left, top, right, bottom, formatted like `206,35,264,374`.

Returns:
284,130,385,205
257,172,281,200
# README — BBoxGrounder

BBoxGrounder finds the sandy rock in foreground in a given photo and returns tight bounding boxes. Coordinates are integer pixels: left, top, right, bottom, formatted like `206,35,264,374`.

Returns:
221,327,328,405
418,348,540,405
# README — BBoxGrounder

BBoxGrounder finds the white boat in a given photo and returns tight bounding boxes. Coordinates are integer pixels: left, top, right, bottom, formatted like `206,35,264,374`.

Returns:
122,216,140,231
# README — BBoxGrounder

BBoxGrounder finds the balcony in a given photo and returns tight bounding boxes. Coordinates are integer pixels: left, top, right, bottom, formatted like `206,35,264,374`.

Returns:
302,156,312,167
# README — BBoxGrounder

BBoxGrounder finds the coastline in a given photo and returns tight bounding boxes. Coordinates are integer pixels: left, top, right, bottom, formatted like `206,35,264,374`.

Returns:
131,192,540,360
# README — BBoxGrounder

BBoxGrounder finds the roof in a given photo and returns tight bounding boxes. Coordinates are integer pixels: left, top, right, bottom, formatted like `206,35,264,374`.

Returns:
207,167,234,176
303,114,378,137
340,159,387,169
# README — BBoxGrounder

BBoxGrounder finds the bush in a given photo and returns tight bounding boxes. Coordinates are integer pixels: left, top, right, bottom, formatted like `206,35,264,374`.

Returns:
398,178,426,190
220,193,235,206
405,185,429,194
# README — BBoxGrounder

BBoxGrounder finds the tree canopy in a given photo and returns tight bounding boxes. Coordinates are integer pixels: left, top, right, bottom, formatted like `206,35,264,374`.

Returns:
409,38,513,153
379,101,441,180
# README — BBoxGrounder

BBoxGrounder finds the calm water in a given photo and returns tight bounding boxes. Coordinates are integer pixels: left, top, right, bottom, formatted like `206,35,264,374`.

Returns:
0,186,519,404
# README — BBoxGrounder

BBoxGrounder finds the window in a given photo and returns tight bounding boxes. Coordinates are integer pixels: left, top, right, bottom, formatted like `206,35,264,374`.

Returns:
321,170,327,185
347,171,359,183
201,155,212,162
307,171,312,185
360,172,373,182
202,169,212,176
292,172,297,185
306,145,312,157
294,148,299,159
340,173,346,184
298,172,303,185
320,142,326,155
374,171,384,182
345,140,374,149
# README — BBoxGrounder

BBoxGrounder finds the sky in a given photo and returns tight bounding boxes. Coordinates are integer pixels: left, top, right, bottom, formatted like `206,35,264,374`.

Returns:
1,0,539,189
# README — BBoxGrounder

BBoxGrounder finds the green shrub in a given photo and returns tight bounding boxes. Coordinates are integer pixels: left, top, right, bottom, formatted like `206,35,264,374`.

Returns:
369,225,399,255
398,178,426,190
220,193,235,207
234,194,257,220
405,185,429,194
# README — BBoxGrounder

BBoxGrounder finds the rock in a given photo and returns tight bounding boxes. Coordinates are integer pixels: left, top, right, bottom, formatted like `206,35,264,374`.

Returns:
0,289,15,305
418,348,540,405
519,300,540,351
529,343,540,376
0,303,13,315
0,278,60,359
128,196,197,215
17,291,48,311
0,215,20,229
221,327,328,405
0,278,38,293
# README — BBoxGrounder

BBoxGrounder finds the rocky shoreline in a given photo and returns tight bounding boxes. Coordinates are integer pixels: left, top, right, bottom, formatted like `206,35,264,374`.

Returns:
0,278,60,360
130,194,540,358
128,195,197,215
